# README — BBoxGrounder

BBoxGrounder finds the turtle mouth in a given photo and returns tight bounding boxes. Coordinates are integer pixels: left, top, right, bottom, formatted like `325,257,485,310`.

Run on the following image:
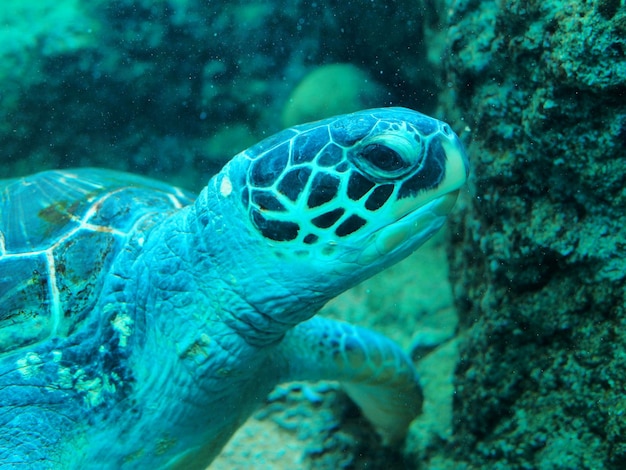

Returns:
350,130,468,266
355,189,460,266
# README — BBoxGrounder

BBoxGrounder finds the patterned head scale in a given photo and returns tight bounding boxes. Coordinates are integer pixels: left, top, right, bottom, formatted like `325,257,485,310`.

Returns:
215,107,468,273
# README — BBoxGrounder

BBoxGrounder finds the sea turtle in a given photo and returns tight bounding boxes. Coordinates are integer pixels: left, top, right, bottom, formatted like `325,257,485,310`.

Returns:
0,107,468,469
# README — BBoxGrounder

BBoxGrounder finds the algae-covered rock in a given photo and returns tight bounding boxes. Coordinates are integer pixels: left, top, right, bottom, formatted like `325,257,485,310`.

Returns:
439,1,626,468
281,64,386,127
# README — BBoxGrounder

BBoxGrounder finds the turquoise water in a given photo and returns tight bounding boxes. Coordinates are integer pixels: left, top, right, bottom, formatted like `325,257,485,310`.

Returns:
1,1,625,469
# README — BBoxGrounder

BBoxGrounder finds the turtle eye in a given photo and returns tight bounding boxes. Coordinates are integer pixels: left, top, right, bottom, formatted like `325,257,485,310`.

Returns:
351,131,423,181
359,144,407,173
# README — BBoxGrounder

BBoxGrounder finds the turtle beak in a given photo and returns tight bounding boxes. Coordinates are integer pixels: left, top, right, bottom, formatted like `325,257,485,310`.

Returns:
439,128,470,194
355,128,468,266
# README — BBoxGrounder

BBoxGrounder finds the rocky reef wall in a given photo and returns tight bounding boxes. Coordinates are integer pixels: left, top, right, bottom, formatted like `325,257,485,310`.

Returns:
442,1,626,468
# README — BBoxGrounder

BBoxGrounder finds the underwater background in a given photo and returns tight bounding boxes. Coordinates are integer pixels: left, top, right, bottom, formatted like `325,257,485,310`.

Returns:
1,0,625,468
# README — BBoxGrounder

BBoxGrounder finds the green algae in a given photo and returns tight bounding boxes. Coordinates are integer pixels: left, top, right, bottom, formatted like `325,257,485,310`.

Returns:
442,1,626,468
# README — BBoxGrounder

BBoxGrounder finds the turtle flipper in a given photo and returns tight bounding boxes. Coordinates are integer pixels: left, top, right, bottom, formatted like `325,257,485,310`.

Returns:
274,316,422,443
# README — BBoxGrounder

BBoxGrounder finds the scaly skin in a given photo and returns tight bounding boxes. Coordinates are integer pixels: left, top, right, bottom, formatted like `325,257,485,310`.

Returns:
0,108,468,468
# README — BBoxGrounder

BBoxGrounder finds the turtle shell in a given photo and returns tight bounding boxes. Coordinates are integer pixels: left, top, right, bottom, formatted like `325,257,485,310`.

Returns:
0,168,195,356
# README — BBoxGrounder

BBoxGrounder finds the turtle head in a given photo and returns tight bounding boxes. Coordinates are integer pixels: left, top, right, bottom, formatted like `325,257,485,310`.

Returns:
202,108,468,338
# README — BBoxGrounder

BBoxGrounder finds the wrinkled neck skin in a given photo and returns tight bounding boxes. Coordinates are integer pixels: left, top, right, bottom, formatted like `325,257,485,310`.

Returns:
99,179,336,467
81,159,447,465
81,186,304,467
189,182,336,347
